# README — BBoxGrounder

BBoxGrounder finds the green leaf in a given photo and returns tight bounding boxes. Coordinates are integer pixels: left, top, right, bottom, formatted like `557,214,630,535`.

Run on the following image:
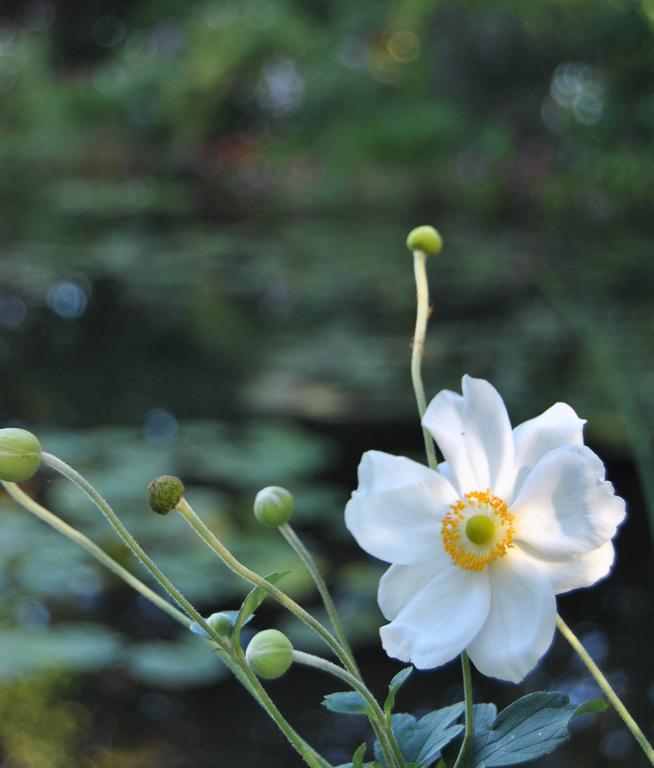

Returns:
469,692,600,767
352,743,367,768
384,666,413,717
375,704,465,767
232,570,290,647
573,698,609,717
322,691,370,715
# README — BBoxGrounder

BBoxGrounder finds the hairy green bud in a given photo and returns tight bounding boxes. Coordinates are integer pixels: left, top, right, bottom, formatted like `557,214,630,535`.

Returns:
253,486,294,527
0,428,41,482
207,612,233,636
147,475,185,515
246,629,293,680
406,225,442,255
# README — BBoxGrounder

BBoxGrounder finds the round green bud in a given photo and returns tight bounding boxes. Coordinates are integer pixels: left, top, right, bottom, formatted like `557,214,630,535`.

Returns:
253,486,294,527
246,629,293,680
207,612,233,636
406,225,443,256
0,428,41,482
147,475,185,515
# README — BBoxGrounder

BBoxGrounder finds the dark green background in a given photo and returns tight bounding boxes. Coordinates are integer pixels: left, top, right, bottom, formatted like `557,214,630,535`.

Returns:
0,0,653,765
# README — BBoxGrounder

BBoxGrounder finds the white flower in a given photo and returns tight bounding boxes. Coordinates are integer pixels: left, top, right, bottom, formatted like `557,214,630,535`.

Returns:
345,375,625,683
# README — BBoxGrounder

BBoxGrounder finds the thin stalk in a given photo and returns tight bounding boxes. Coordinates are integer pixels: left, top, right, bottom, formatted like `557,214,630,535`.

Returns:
279,522,359,675
292,650,406,768
412,249,438,471
556,614,654,765
410,248,473,766
3,478,332,767
175,496,358,676
452,652,474,768
1,481,189,628
39,452,225,649
236,651,333,768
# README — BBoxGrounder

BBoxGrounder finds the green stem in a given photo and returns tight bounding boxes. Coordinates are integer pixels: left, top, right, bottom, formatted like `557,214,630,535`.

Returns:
1,480,190,628
410,247,473,766
3,477,332,767
556,614,654,765
292,650,406,768
236,650,332,768
412,249,438,471
175,496,358,676
279,522,360,675
39,452,225,650
452,652,474,768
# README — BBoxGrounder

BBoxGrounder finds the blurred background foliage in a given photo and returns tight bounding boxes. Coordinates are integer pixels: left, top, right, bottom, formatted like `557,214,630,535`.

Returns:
0,0,653,765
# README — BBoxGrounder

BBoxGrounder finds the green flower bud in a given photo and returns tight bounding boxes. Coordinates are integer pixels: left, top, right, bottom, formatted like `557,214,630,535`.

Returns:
0,428,41,482
207,612,233,636
406,225,443,256
253,486,294,527
147,475,185,515
246,629,293,680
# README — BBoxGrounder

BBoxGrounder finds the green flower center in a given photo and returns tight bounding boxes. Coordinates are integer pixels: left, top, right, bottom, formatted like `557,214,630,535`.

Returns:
465,514,496,546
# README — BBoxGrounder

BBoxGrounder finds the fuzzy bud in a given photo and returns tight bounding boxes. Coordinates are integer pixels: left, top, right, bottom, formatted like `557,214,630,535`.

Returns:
253,486,294,527
147,475,185,515
0,428,41,482
207,612,233,636
406,225,442,256
246,629,293,680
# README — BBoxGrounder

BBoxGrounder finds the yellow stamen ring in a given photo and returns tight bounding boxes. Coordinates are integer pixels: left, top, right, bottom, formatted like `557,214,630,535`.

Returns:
442,490,515,571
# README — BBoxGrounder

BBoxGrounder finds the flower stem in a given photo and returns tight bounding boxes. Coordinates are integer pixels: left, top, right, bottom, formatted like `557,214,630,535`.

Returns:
556,614,654,764
235,649,333,768
412,249,438,471
175,496,359,675
1,480,191,628
452,651,474,768
410,247,474,767
292,650,406,768
39,452,225,649
279,522,359,676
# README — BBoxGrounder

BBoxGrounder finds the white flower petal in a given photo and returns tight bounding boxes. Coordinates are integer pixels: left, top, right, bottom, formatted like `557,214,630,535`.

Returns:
467,549,556,683
345,450,458,565
378,546,450,620
512,445,626,558
522,541,615,595
511,402,585,500
380,566,490,669
422,375,515,497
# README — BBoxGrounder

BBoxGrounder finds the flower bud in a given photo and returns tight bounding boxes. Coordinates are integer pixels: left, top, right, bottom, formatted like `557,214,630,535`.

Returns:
0,428,41,482
406,225,442,256
253,486,294,527
147,475,185,515
246,629,293,680
207,612,233,636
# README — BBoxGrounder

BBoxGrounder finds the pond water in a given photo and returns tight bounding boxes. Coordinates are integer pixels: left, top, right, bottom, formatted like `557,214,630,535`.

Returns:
0,204,653,767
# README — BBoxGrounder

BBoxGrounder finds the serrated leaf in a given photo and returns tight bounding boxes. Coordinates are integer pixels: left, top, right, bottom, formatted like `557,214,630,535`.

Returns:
322,691,370,715
384,667,413,717
375,704,465,767
573,698,609,717
232,570,290,646
469,692,598,767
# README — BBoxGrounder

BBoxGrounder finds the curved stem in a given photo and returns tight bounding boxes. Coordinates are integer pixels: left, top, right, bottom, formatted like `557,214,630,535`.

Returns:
2,480,190,628
556,614,654,764
452,652,474,768
39,452,226,650
236,650,332,768
412,249,438,471
279,522,359,675
175,496,358,676
410,248,474,767
292,650,405,768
